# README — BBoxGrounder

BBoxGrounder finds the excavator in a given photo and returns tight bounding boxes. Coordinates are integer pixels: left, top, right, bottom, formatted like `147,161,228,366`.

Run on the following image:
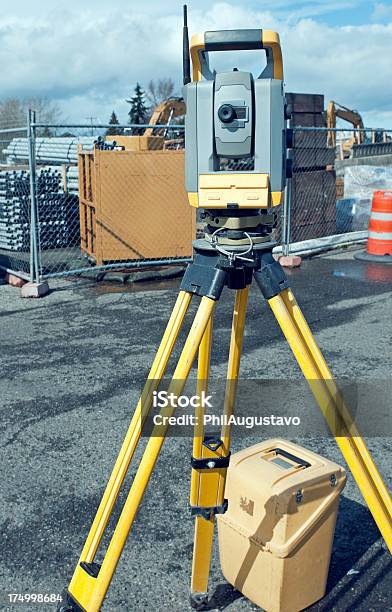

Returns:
327,100,365,157
146,96,186,149
106,97,186,150
144,97,185,137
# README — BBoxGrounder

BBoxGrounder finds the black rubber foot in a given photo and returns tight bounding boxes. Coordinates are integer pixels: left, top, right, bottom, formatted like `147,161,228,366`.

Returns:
354,250,392,263
57,589,84,612
190,591,209,610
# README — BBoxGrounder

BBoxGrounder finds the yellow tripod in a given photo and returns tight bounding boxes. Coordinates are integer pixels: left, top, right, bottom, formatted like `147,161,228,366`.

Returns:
59,240,392,612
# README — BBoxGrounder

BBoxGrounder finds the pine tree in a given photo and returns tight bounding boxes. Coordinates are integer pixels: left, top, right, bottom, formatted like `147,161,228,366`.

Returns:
126,83,148,134
106,111,122,136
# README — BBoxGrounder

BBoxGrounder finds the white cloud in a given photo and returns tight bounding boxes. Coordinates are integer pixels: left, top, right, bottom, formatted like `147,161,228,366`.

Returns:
372,2,392,21
0,2,391,127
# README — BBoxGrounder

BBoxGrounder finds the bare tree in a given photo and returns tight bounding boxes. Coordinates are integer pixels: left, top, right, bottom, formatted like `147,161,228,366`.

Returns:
0,97,62,133
0,99,25,129
146,78,176,108
27,97,62,126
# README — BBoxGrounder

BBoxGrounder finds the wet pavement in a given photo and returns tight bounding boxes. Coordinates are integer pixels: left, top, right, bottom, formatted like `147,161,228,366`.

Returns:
0,245,391,611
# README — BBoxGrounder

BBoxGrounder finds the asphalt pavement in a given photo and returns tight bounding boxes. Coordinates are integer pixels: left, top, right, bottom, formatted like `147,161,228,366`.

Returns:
0,246,391,612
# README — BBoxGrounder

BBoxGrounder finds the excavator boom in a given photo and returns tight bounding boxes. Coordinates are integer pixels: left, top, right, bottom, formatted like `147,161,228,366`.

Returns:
327,100,365,153
144,97,186,136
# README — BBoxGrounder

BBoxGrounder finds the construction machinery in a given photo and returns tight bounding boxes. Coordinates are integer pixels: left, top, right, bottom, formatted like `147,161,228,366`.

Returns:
144,96,186,136
106,97,185,151
327,100,365,156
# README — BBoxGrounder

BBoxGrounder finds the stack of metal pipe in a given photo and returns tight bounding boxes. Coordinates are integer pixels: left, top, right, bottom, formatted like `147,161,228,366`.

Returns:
0,167,80,251
2,136,95,165
66,165,79,194
0,170,30,250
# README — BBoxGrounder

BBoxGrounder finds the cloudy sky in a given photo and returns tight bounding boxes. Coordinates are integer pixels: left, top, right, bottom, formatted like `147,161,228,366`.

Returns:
1,0,392,127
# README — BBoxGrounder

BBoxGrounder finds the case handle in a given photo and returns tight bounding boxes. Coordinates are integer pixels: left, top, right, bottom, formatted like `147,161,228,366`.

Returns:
273,447,311,469
264,481,345,558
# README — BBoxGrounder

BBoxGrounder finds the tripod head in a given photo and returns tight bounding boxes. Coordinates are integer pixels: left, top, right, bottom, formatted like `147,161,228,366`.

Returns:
182,7,290,247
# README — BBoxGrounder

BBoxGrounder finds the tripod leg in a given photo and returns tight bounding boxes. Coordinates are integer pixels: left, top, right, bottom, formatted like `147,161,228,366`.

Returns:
190,316,214,609
190,287,249,607
67,296,216,612
267,286,392,553
76,291,192,567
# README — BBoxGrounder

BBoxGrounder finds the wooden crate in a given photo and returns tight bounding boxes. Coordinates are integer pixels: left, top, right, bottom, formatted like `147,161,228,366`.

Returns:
286,93,324,114
78,147,194,264
291,112,326,128
291,124,328,150
291,170,336,227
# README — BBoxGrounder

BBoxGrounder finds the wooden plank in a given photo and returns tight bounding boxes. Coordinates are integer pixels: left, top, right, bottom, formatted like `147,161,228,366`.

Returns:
286,93,324,114
78,149,99,261
336,177,344,199
291,113,326,128
291,147,335,170
292,128,328,149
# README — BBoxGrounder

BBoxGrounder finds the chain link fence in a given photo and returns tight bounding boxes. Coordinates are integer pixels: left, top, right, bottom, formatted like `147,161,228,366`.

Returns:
285,127,392,254
0,105,30,279
1,116,191,281
1,113,392,285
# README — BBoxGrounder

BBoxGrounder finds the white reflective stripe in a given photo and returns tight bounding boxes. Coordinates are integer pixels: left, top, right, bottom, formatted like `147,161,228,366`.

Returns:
368,231,392,240
371,212,392,221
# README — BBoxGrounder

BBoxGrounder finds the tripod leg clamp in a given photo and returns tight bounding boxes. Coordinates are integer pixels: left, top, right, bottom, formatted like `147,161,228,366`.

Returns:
191,453,231,470
180,263,226,300
254,251,289,299
190,499,229,520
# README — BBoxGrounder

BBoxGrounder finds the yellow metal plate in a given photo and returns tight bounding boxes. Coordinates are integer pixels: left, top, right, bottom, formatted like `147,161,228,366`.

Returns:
198,173,269,209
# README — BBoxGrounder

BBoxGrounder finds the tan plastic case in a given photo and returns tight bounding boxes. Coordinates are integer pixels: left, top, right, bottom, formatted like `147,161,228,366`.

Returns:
217,439,346,612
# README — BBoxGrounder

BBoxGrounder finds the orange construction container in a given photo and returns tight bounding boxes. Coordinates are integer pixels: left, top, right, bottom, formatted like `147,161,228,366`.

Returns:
217,439,346,612
78,147,194,264
355,190,392,262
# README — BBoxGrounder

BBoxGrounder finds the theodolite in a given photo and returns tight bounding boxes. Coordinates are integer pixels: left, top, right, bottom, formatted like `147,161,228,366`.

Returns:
58,6,392,611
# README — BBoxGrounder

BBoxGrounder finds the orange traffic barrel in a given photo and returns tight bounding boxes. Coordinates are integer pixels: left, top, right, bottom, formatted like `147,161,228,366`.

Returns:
355,191,392,263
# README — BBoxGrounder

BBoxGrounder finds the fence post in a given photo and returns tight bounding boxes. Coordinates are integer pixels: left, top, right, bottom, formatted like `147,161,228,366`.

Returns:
285,176,292,256
281,118,293,257
282,173,292,257
27,109,40,283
